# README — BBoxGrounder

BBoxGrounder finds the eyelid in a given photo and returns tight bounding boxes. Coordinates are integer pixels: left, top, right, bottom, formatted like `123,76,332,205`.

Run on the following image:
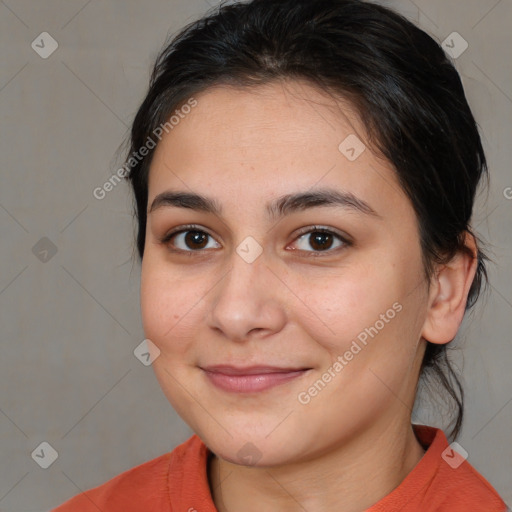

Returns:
158,224,217,245
288,225,352,255
159,224,352,254
292,225,353,244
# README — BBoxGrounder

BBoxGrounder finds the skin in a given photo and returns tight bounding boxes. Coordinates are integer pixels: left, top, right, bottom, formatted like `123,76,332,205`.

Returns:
140,79,478,511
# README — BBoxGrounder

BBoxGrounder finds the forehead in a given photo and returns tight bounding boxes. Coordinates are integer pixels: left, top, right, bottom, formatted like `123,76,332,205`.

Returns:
152,79,365,162
147,80,406,218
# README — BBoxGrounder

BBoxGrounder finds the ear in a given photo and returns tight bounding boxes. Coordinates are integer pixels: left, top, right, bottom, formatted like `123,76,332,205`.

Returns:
421,232,478,345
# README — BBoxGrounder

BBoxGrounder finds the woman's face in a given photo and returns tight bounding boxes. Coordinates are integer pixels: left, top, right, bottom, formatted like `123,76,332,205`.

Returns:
141,80,430,465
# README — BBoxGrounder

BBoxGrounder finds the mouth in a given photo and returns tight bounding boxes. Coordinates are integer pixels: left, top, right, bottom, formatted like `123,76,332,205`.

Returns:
200,365,312,393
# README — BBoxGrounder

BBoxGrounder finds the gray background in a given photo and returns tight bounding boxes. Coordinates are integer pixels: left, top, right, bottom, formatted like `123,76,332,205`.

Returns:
0,0,510,510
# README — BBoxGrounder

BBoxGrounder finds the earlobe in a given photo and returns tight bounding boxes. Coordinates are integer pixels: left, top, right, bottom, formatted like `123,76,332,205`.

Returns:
421,232,478,345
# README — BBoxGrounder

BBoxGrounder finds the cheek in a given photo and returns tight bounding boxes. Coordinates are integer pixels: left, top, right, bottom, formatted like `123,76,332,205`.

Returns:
300,256,425,393
140,256,208,356
298,265,404,355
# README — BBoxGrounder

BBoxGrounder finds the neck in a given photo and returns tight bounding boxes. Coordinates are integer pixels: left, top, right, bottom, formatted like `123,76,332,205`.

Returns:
208,418,426,512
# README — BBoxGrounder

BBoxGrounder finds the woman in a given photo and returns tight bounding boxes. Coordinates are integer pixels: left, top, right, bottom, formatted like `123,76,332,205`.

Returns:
53,0,508,509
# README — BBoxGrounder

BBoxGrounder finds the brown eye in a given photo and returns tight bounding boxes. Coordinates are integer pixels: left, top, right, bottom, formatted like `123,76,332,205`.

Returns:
161,226,221,252
308,232,335,251
291,227,350,254
183,230,209,249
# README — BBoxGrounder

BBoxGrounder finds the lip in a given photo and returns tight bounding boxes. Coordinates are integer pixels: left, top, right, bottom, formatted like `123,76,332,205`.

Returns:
201,365,311,393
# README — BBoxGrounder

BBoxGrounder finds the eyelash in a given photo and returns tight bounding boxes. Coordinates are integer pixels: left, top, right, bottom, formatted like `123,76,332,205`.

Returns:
158,224,352,257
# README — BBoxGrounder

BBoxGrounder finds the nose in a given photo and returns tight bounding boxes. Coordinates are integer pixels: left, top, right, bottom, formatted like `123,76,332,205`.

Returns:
206,249,288,343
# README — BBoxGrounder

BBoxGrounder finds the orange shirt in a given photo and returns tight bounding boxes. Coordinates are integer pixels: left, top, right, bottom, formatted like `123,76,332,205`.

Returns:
52,425,508,511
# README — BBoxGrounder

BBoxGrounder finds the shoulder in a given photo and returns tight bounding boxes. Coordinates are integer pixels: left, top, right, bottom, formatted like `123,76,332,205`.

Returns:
369,425,508,511
430,453,508,510
418,425,507,509
51,435,203,512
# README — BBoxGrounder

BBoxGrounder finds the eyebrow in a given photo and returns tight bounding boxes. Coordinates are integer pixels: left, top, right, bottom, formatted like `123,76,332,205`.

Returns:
148,188,381,220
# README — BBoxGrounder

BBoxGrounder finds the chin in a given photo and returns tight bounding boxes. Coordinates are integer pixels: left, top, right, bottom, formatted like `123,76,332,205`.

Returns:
197,423,312,468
